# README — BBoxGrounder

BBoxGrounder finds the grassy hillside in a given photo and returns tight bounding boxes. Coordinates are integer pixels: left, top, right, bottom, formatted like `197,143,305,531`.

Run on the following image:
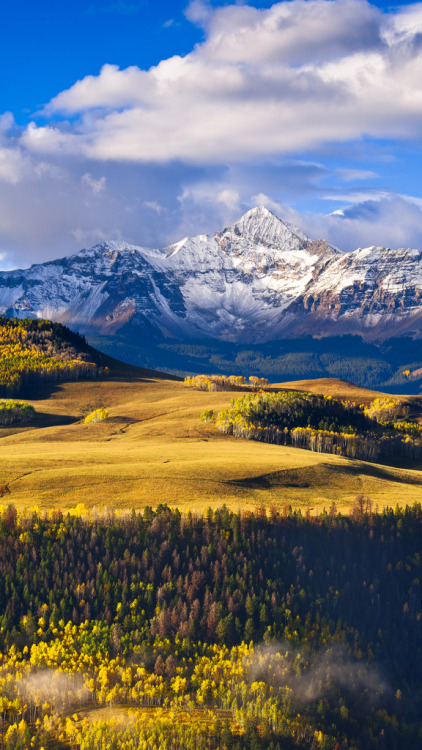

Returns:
271,377,391,401
1,359,422,512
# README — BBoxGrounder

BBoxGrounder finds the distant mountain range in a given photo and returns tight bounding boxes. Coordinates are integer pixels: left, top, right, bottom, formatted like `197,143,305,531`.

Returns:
1,206,421,388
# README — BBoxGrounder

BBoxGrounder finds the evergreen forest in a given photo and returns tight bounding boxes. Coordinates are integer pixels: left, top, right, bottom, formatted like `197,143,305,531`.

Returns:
88,332,422,394
1,503,422,749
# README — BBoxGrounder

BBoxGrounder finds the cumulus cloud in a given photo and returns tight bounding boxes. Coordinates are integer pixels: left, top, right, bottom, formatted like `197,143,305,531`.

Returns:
302,194,422,252
0,147,30,184
0,155,214,267
190,0,382,63
18,0,422,163
185,0,214,27
2,0,422,265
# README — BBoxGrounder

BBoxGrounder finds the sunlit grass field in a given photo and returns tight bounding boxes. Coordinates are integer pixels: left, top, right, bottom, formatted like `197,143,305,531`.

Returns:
1,368,422,513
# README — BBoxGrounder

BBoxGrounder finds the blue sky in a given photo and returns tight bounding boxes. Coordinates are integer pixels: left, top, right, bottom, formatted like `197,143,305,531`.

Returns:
2,0,422,267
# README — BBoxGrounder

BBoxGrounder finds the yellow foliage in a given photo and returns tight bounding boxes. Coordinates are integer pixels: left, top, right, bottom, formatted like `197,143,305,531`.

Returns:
84,408,109,424
364,397,407,423
185,374,268,392
0,318,97,395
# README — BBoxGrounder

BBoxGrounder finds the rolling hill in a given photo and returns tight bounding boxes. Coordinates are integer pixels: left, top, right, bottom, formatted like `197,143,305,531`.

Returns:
2,340,422,513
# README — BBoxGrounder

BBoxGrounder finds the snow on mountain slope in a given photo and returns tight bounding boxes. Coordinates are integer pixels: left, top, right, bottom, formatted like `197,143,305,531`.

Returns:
1,205,422,342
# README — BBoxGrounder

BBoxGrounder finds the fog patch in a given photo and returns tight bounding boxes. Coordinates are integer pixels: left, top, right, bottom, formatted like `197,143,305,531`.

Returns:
246,643,390,708
16,669,89,711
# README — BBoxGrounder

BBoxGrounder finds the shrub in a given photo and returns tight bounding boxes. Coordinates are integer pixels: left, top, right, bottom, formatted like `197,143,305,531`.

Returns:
200,409,215,423
84,407,109,424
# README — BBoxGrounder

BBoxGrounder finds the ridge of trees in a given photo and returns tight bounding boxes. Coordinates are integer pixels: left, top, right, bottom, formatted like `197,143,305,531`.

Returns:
0,316,100,396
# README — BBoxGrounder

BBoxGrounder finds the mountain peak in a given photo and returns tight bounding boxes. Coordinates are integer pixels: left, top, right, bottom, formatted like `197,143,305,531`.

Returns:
244,205,278,220
221,205,309,249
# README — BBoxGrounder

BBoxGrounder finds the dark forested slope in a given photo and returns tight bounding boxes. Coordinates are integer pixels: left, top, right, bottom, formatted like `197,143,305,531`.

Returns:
1,504,422,749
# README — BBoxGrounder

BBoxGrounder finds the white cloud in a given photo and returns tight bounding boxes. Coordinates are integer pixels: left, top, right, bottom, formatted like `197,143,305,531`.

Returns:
185,0,213,27
2,1,422,266
195,0,382,64
0,148,30,184
0,113,15,142
44,64,150,114
300,195,422,252
16,0,422,164
0,140,65,186
81,172,106,193
216,188,240,211
382,3,422,45
336,168,379,182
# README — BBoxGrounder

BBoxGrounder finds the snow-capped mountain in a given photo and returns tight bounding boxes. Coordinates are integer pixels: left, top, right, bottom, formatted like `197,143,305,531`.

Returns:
1,205,422,343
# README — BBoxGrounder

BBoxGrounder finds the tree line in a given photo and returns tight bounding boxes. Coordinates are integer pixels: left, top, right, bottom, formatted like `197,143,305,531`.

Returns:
185,375,269,392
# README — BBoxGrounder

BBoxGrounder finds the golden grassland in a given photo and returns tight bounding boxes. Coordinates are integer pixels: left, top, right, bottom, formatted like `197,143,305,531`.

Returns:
1,368,422,514
270,377,389,401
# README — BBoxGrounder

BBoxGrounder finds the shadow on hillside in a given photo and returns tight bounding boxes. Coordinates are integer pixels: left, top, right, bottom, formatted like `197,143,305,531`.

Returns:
17,367,181,401
18,381,67,401
18,377,150,402
0,411,79,439
30,412,79,429
226,460,422,490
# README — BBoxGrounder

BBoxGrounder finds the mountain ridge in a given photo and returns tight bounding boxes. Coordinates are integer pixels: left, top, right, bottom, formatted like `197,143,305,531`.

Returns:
1,205,422,345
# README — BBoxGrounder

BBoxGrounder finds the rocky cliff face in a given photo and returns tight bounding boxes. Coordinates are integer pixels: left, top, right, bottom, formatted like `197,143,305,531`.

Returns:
1,206,422,342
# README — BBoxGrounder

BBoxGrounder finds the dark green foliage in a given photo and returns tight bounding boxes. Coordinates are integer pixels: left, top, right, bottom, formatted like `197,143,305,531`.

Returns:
1,502,422,683
215,391,422,462
0,398,35,424
0,315,90,352
218,390,369,433
3,503,422,747
87,332,422,392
